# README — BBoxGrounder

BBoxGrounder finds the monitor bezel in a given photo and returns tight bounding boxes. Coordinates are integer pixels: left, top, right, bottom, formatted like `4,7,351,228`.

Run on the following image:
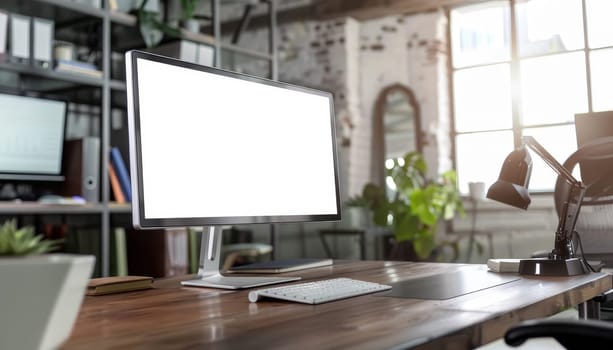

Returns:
126,50,342,228
0,89,67,182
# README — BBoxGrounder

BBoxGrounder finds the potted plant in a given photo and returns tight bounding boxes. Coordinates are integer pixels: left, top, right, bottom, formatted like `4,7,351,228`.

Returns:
347,151,466,260
136,0,199,47
0,219,95,350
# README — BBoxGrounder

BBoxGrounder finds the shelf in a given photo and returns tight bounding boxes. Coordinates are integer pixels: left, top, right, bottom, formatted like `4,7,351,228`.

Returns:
36,0,106,18
109,9,137,26
0,61,104,87
0,202,105,214
2,0,104,24
0,0,277,278
108,202,132,214
107,9,270,59
110,80,126,91
221,43,272,61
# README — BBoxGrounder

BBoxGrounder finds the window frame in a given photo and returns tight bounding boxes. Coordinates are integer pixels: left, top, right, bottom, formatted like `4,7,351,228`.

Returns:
448,0,613,194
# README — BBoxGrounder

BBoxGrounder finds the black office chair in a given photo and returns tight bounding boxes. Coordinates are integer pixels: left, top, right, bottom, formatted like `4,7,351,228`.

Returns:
505,318,613,349
505,137,613,349
553,137,613,272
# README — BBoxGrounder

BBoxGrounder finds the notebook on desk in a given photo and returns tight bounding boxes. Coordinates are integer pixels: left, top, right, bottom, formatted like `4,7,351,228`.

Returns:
228,258,333,274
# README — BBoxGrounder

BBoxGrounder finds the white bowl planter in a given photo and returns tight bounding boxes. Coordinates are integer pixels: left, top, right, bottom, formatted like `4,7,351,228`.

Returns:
0,254,95,350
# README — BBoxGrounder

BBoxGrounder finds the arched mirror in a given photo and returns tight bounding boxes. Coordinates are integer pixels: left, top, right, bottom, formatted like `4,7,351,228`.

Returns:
371,84,422,186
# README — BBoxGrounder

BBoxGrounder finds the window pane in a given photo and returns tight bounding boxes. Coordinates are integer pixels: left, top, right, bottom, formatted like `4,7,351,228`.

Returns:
590,48,613,112
586,0,613,49
454,64,512,132
450,1,510,68
516,0,584,57
523,125,577,191
456,131,514,194
520,52,588,126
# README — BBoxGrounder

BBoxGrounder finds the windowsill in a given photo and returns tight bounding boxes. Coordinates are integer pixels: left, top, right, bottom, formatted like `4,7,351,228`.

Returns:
462,194,555,212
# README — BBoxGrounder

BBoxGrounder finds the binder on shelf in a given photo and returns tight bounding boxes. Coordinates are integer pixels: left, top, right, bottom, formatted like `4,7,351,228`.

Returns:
32,17,53,68
197,44,214,66
108,161,126,203
9,13,30,63
0,11,8,60
61,137,100,203
110,147,131,201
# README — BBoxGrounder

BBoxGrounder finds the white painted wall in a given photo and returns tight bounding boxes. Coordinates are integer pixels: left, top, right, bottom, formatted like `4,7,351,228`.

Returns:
235,11,557,262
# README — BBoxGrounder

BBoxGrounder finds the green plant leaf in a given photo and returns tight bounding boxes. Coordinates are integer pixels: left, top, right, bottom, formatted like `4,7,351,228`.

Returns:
412,232,436,259
181,0,197,20
393,212,419,242
351,150,465,261
0,219,62,256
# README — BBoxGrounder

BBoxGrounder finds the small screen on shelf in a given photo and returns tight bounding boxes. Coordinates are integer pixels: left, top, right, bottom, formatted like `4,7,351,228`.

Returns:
0,91,67,181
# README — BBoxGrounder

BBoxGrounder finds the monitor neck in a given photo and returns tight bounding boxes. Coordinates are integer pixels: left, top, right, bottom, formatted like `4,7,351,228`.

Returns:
198,226,224,277
180,226,300,289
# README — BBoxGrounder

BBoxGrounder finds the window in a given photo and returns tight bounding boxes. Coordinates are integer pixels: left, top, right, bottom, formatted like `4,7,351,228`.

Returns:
450,0,613,194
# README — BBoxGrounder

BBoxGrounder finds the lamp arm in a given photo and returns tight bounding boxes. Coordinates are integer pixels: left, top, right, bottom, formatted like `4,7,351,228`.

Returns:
522,136,581,187
522,136,586,260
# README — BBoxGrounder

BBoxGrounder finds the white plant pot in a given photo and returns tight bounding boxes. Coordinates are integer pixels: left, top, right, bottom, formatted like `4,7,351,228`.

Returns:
0,254,95,350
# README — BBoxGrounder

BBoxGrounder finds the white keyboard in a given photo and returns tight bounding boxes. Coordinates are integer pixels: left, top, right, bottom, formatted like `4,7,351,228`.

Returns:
248,278,392,304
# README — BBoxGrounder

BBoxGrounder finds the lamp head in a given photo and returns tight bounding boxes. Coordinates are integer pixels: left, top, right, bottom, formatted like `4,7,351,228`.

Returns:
486,146,532,209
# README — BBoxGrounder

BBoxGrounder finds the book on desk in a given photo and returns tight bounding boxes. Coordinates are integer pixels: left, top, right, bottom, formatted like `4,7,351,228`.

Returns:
228,258,333,274
87,275,153,295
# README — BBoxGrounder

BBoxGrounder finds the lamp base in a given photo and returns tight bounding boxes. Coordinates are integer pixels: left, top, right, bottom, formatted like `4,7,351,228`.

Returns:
518,258,587,276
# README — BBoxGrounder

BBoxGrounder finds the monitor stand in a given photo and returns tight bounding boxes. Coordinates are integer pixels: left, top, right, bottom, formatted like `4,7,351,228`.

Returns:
181,226,301,289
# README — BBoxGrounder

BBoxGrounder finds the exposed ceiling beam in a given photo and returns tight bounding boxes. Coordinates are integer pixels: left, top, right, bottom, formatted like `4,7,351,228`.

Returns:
313,0,490,20
206,4,317,37
215,0,489,34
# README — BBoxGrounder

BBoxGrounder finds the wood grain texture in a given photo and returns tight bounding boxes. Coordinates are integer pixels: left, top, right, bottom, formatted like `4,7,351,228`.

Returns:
63,260,612,350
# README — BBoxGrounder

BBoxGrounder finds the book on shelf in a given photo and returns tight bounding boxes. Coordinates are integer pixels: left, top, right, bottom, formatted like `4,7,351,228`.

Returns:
111,227,128,277
69,227,101,277
228,258,333,274
54,59,103,78
108,161,126,203
87,275,153,296
110,147,131,201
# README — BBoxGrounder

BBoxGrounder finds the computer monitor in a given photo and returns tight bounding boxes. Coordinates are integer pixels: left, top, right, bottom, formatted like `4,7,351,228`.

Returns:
125,50,341,289
574,111,613,196
0,91,67,182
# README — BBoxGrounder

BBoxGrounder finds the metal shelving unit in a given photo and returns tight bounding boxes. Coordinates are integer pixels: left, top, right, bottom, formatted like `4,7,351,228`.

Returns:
0,0,277,276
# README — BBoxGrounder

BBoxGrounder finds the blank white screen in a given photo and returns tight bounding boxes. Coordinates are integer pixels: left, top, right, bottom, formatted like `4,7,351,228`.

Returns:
136,58,338,219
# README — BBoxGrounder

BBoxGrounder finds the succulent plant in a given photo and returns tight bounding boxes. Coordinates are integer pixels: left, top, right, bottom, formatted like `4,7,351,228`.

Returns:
0,219,62,256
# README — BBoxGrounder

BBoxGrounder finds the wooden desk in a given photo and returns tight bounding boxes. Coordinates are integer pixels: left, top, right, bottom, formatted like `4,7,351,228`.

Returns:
64,261,612,350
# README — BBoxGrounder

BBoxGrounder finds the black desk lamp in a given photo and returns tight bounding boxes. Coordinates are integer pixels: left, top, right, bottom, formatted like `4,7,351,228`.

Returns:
487,136,587,276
